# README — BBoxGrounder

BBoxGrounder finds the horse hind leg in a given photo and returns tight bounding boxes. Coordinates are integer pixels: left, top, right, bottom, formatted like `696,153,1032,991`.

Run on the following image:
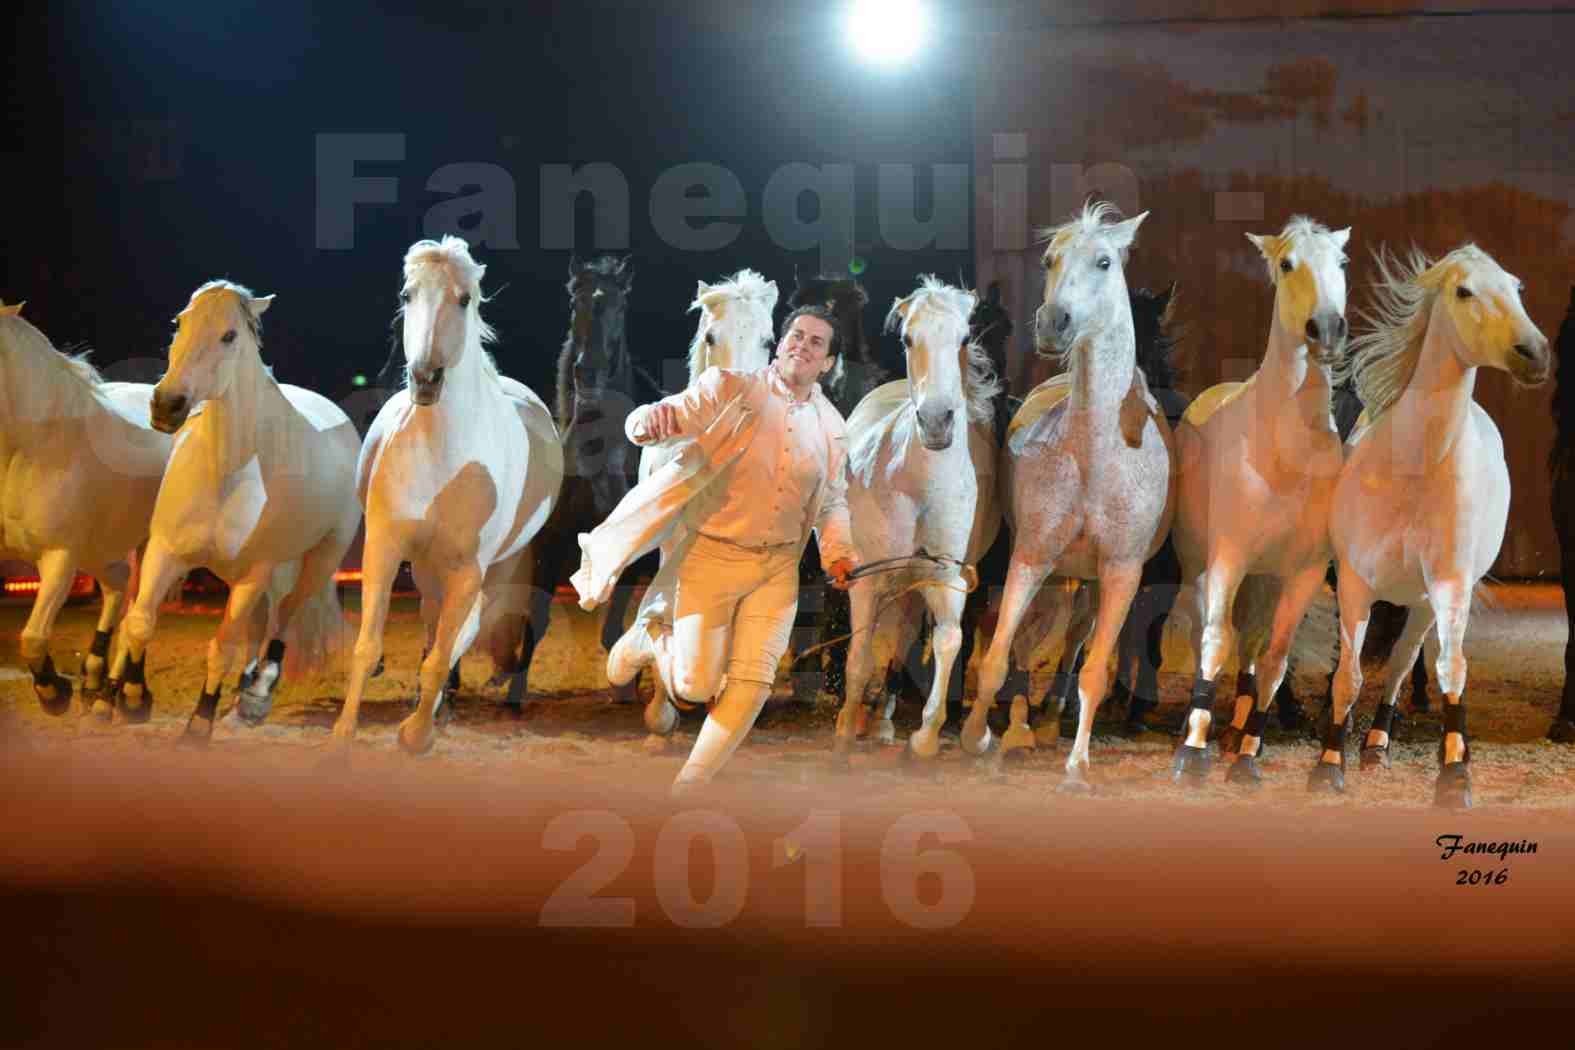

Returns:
1173,557,1245,783
187,570,271,744
1308,565,1373,795
963,556,1053,756
113,540,188,726
833,579,883,760
78,559,133,717
1360,603,1434,772
1225,567,1324,788
19,549,80,717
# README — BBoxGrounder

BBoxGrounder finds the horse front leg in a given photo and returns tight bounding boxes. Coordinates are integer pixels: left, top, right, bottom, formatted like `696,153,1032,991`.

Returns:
1173,554,1244,783
113,540,187,726
1226,565,1326,788
399,563,483,755
1063,563,1141,792
79,558,133,717
332,536,404,753
963,556,1051,756
19,548,79,717
1309,565,1372,795
1360,603,1434,772
911,578,966,759
184,568,271,744
1427,579,1474,809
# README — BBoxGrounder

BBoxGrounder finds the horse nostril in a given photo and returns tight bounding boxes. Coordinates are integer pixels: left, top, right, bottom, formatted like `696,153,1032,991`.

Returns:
941,409,955,429
162,394,187,415
1335,316,1348,339
1512,343,1542,363
1305,319,1322,344
1053,309,1070,335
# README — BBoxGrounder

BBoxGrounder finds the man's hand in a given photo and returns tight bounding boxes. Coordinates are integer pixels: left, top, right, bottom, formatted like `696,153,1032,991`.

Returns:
632,403,681,445
826,557,856,590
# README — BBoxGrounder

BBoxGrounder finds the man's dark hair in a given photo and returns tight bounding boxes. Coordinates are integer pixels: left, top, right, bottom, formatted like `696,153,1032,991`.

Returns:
780,304,841,359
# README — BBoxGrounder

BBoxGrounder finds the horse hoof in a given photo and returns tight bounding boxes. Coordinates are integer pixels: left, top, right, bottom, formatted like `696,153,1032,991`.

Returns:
1433,763,1472,809
1306,762,1345,795
114,685,153,726
908,730,941,761
1000,724,1036,756
642,733,673,755
873,718,896,746
1546,719,1575,744
92,689,116,721
1057,771,1093,794
959,723,993,757
1225,755,1263,789
178,713,213,748
35,675,73,717
1359,744,1391,771
1215,724,1243,756
397,717,435,756
1170,744,1211,785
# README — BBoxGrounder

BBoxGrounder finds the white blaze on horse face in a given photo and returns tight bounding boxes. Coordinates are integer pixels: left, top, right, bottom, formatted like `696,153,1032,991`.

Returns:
162,287,273,407
402,272,474,378
1248,223,1349,357
1038,211,1146,352
1437,253,1549,383
893,286,975,450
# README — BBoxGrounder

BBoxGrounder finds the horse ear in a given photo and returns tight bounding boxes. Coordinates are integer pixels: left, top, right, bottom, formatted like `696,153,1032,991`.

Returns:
616,257,634,288
1107,211,1148,255
1246,232,1276,259
695,280,711,300
249,294,276,317
0,301,24,318
1331,227,1352,250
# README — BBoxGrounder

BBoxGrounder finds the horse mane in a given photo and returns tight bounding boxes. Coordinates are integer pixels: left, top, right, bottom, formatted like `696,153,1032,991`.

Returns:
1338,243,1489,425
884,275,1003,425
0,311,105,397
185,279,265,344
401,235,499,351
556,255,630,427
687,268,777,378
1036,199,1128,265
1550,287,1575,475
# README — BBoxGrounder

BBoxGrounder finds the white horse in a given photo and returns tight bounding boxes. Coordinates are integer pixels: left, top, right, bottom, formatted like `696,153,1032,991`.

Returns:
110,281,362,740
636,269,778,748
0,301,171,715
333,236,562,754
1319,244,1548,808
961,202,1173,790
1170,217,1351,786
834,276,1001,758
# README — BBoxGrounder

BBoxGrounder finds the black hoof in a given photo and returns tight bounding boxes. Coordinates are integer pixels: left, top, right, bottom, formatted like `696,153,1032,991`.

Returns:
1359,744,1391,771
1306,762,1345,795
1226,755,1263,788
34,674,73,717
1434,762,1472,809
1171,744,1212,785
1546,718,1575,744
115,684,154,725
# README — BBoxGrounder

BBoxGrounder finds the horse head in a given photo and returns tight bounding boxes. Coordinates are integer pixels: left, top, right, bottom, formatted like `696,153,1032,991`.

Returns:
154,280,272,433
1035,201,1147,359
563,255,632,403
688,269,777,377
886,276,981,451
398,235,492,406
1428,244,1549,386
1247,217,1350,366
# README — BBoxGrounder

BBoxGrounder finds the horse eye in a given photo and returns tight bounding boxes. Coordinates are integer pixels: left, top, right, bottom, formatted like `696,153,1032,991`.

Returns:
221,329,237,345
1338,258,1349,269
459,293,472,308
1456,286,1474,300
903,334,913,349
761,336,774,350
1097,257,1111,271
705,331,717,346
399,290,411,303
1280,258,1294,273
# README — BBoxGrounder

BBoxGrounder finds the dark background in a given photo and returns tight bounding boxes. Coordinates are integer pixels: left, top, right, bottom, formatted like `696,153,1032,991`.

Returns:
7,1,980,415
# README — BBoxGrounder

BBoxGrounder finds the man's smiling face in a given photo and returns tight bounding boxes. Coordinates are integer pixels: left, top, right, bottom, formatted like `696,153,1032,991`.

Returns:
774,314,835,388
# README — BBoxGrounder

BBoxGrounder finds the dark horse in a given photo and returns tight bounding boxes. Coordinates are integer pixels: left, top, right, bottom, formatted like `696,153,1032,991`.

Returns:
1548,285,1575,742
783,274,886,702
497,256,652,703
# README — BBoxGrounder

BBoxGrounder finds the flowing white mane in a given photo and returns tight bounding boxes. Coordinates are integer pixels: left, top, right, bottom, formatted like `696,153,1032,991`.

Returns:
1254,215,1347,283
400,235,502,381
1340,244,1491,424
686,268,778,378
883,275,1002,425
1036,199,1128,264
0,302,105,399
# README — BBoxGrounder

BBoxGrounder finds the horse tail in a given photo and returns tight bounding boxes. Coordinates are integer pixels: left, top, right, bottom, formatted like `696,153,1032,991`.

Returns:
281,573,350,679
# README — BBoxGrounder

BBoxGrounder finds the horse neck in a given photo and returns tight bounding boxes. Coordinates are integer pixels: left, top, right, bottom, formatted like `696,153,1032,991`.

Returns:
1389,317,1477,465
1258,314,1334,434
202,352,288,477
1068,309,1136,416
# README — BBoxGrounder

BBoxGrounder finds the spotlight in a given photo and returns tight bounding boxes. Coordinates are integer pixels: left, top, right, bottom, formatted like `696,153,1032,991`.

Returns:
847,0,929,67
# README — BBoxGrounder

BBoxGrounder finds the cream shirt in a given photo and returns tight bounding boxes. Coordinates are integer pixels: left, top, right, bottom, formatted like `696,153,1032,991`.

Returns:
625,365,856,566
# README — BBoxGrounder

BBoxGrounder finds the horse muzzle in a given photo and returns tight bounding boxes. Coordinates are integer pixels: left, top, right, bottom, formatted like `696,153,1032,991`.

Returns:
149,392,189,434
409,366,445,405
915,407,957,451
1305,314,1348,365
1508,339,1551,386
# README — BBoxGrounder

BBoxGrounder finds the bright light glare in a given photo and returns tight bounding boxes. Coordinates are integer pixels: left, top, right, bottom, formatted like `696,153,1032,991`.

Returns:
847,0,928,67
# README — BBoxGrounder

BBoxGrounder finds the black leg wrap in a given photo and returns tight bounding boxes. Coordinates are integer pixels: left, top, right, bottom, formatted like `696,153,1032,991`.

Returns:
1235,670,1257,700
1371,704,1396,736
1321,718,1347,761
115,654,153,724
32,653,72,716
265,639,286,665
123,653,145,686
195,689,220,721
1244,709,1269,737
1439,701,1470,771
181,688,221,746
1442,701,1467,738
90,629,112,659
1188,674,1218,714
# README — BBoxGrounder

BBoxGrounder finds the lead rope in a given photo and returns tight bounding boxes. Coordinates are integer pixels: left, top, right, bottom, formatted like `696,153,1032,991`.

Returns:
791,550,979,665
